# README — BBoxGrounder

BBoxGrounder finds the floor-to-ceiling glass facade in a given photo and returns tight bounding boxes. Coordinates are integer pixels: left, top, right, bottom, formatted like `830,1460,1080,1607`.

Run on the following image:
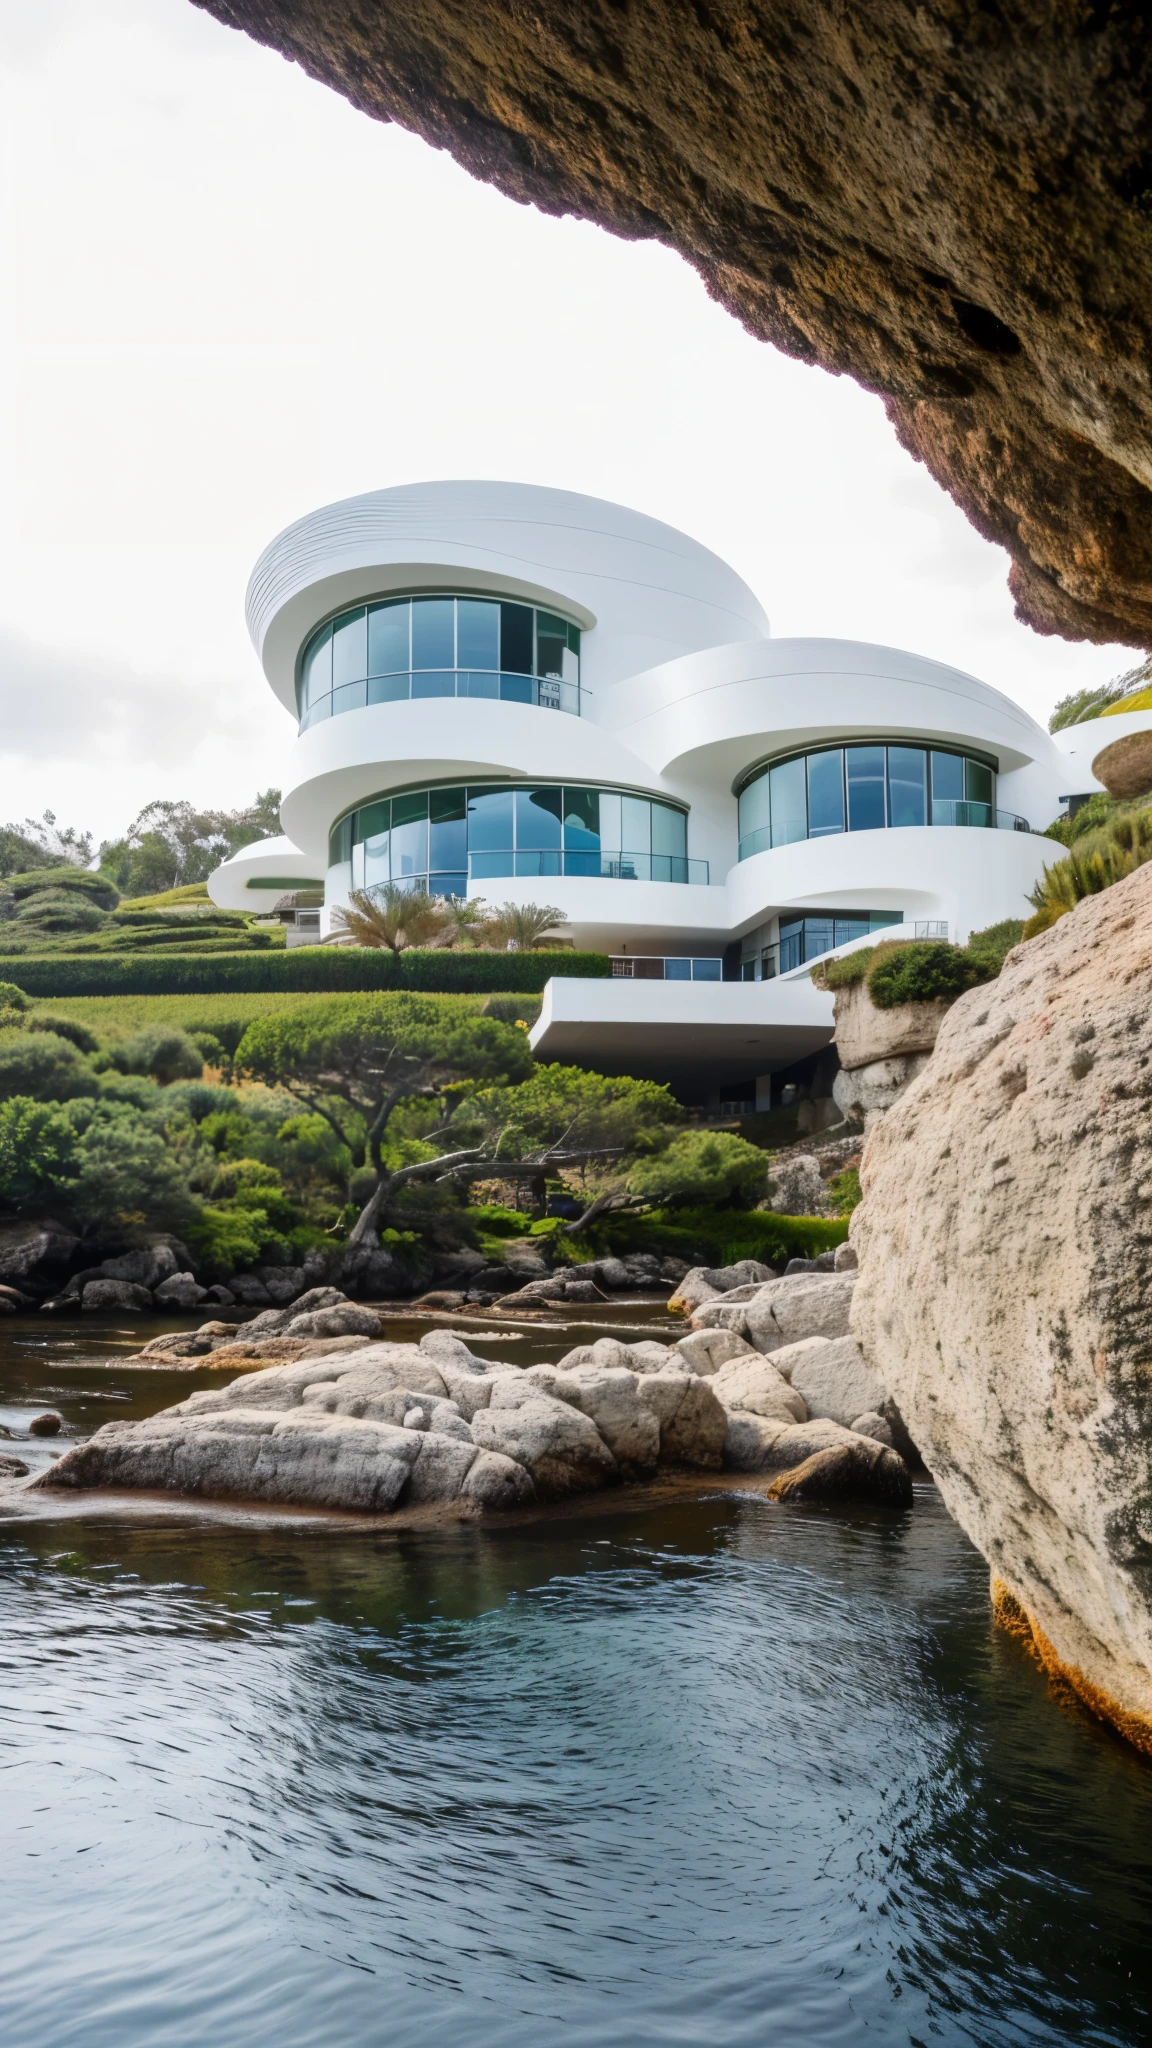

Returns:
737,744,1028,859
298,596,582,729
329,784,708,893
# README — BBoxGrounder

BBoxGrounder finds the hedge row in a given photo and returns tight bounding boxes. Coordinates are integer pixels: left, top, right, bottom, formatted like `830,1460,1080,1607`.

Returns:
0,947,611,999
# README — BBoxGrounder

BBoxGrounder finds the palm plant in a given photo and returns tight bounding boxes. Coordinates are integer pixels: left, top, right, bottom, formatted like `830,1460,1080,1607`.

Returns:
329,885,448,955
484,901,568,952
436,894,489,948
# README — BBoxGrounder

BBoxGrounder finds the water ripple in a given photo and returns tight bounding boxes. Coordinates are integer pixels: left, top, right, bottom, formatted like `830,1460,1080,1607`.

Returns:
1,1493,1151,2047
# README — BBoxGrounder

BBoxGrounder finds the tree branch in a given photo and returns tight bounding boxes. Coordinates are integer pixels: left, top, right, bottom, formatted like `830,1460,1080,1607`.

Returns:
562,1191,646,1235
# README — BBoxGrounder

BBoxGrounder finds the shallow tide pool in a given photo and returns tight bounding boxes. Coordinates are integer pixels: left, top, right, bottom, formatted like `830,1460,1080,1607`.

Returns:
2,1323,1151,2047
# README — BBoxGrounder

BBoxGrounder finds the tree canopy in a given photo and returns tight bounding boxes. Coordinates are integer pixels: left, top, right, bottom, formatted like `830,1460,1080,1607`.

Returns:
626,1130,770,1211
454,1062,680,1159
235,993,534,1237
99,792,281,897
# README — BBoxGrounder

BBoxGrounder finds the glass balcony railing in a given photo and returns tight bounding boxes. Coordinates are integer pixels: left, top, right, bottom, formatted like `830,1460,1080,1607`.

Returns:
737,801,1032,861
300,670,582,731
610,956,723,980
367,851,711,893
930,801,1031,831
463,850,709,885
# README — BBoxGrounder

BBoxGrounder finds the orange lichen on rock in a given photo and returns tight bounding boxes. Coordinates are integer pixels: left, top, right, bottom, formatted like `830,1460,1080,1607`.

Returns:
991,1577,1152,1759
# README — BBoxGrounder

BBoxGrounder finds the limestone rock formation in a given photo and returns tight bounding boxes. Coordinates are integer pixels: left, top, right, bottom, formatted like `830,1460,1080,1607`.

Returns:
196,0,1152,646
764,1153,830,1217
710,1353,806,1424
833,1054,933,1131
0,1220,79,1296
35,1317,907,1513
852,863,1152,1751
1091,729,1152,801
831,982,949,1129
668,1261,776,1313
774,1334,888,1430
832,984,951,1070
690,1271,856,1352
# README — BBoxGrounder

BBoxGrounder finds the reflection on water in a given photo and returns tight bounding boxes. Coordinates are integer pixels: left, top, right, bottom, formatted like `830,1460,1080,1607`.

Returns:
2,1332,1152,2046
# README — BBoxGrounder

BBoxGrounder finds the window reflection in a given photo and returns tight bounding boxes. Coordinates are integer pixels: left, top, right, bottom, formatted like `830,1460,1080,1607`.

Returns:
738,744,1004,859
299,596,582,724
328,784,702,885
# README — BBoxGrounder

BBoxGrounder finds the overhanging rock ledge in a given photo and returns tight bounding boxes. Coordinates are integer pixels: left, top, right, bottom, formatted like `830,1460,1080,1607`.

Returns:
195,0,1152,648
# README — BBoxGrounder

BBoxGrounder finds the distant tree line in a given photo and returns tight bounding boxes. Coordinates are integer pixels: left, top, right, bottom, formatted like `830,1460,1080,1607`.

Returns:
0,793,282,894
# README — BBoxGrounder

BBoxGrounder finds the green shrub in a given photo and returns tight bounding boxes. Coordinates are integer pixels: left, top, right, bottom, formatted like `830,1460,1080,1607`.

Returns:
866,940,992,1009
1048,677,1140,732
26,1013,102,1053
190,1030,229,1069
964,920,1025,972
0,1096,78,1209
210,1157,284,1198
71,1109,194,1233
3,867,119,910
0,947,610,998
827,1167,861,1218
480,994,543,1026
117,882,212,910
0,981,30,1011
626,1130,769,1210
815,929,1021,1008
111,1026,205,1085
0,1031,99,1103
810,945,879,991
466,1203,530,1237
184,1202,274,1277
1043,791,1119,847
582,1205,847,1267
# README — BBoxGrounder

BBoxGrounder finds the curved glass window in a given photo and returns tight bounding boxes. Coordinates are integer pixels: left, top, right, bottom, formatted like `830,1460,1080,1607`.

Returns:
328,785,708,890
298,596,582,729
737,745,1027,859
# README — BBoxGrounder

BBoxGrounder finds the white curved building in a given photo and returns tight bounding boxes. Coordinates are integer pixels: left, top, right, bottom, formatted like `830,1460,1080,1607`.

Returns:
209,481,1138,1105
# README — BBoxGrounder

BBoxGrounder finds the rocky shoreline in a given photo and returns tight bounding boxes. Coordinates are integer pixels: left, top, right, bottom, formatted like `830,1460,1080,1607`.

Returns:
24,1260,913,1519
0,1217,698,1321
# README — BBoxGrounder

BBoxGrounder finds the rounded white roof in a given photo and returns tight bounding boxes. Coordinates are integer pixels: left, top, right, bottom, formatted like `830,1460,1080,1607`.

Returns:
246,480,770,712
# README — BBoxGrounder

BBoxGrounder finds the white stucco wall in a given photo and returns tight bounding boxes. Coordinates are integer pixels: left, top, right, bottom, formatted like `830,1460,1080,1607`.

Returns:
246,480,770,714
215,479,1125,983
207,836,323,911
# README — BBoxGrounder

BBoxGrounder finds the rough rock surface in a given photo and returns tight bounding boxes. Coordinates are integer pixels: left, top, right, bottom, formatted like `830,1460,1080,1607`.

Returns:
766,1439,913,1507
690,1272,856,1352
723,1413,860,1474
673,1327,758,1376
853,863,1152,1751
833,1053,933,1130
773,1335,888,1430
710,1354,806,1424
668,1261,776,1313
832,983,951,1069
0,1220,79,1295
153,1273,209,1309
1091,728,1152,801
81,1279,153,1314
196,0,1152,646
764,1154,830,1217
35,1318,904,1512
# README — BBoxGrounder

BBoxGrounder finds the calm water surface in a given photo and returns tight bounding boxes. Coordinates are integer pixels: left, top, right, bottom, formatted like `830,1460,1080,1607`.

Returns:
2,1318,1151,2048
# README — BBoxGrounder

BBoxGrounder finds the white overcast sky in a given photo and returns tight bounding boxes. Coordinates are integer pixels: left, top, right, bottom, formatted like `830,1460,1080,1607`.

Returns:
0,0,1139,846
